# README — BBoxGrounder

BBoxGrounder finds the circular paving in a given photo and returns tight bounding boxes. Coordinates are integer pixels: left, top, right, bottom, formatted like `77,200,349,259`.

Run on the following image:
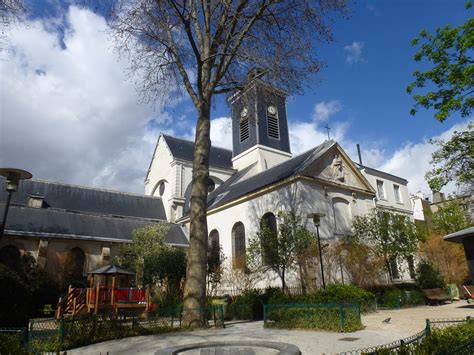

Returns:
155,341,301,355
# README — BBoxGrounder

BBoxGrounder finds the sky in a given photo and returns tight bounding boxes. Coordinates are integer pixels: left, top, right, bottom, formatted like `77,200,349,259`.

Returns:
0,0,471,197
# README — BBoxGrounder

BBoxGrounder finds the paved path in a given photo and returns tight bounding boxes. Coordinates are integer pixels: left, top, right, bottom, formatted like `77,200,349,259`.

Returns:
70,302,473,354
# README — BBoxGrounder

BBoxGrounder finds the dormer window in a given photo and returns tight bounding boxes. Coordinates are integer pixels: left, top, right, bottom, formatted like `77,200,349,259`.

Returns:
240,107,249,142
267,104,279,139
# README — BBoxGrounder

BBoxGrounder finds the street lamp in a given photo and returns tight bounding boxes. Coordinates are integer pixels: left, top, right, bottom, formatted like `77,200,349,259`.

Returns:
308,212,326,289
0,168,32,238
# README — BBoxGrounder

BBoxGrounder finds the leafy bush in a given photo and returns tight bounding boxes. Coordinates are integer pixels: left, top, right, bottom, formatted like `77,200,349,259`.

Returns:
228,288,264,320
420,321,474,353
0,333,28,355
416,260,445,289
265,304,362,332
0,264,31,327
297,285,374,309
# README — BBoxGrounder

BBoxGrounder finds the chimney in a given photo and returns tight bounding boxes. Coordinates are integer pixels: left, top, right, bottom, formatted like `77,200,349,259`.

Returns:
356,144,363,165
432,191,445,204
28,195,44,209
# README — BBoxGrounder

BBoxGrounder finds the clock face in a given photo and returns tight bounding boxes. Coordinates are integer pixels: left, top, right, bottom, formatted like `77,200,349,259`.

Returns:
267,105,277,116
240,107,248,118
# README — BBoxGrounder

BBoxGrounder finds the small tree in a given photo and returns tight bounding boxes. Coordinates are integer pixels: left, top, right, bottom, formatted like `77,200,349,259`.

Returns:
206,237,224,296
425,123,474,192
115,223,187,295
407,1,473,122
432,199,471,234
416,260,445,289
247,211,313,290
352,209,422,281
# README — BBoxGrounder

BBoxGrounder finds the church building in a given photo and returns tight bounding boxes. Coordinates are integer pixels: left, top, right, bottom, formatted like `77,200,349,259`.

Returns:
146,79,414,289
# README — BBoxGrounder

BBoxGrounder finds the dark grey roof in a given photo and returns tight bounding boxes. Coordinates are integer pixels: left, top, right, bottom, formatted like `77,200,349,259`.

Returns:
163,134,233,169
354,163,408,184
0,204,189,246
88,264,135,275
203,140,336,211
444,226,474,243
0,178,166,220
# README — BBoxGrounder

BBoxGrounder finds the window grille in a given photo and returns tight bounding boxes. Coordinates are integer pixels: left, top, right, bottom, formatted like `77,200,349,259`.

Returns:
240,117,249,142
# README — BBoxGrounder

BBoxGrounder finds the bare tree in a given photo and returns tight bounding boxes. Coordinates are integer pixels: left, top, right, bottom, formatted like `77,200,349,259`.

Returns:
111,0,347,326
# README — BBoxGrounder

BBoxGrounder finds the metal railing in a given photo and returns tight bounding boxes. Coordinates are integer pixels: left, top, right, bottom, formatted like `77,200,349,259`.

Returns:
27,304,225,353
340,316,473,355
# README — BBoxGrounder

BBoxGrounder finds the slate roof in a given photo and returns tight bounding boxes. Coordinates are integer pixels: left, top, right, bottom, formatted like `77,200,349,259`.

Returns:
354,163,408,184
0,178,188,246
0,205,189,246
203,140,336,211
87,264,135,275
0,178,166,220
163,134,234,169
444,226,474,243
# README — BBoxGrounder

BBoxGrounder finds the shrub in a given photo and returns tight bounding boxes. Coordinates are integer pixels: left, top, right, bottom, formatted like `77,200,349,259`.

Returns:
415,321,474,354
228,289,263,320
0,333,28,355
416,260,445,289
296,285,374,311
0,264,31,327
265,304,363,332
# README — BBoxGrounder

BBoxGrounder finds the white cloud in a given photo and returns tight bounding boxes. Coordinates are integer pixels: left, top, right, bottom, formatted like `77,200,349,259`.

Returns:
313,100,342,123
0,6,175,193
344,41,364,64
210,116,233,149
377,121,471,196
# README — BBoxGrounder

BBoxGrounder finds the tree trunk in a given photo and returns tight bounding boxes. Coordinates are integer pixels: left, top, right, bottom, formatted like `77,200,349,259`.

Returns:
182,101,212,327
281,268,286,291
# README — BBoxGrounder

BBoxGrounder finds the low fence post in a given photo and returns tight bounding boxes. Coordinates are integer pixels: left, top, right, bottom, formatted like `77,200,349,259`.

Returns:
339,305,346,331
59,317,65,344
425,319,431,336
467,316,471,323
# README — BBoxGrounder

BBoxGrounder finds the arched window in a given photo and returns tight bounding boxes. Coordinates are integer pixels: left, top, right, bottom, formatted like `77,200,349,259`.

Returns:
260,212,278,264
69,247,85,277
0,245,21,269
266,104,280,139
332,198,351,234
208,229,220,265
152,179,167,197
232,222,246,270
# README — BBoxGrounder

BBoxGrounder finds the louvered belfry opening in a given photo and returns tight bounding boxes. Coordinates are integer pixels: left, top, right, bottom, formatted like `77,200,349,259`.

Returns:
267,106,280,139
240,116,250,142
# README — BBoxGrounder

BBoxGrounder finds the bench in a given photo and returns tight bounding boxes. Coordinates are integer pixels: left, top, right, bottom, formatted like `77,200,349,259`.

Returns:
422,288,451,305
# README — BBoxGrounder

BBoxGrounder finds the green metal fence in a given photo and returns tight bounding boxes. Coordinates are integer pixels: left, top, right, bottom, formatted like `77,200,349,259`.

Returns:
27,305,225,353
263,303,362,332
340,316,473,354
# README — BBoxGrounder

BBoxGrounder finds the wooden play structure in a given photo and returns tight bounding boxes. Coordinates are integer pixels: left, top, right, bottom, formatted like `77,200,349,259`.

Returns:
55,265,150,319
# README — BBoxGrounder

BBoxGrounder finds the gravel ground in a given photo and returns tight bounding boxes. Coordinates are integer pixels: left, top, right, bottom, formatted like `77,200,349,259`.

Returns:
70,301,473,354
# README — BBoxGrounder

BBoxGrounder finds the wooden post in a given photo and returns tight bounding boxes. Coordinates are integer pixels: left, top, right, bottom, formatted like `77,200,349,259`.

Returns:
94,283,100,314
72,297,76,316
111,275,116,314
146,285,150,313
56,297,62,319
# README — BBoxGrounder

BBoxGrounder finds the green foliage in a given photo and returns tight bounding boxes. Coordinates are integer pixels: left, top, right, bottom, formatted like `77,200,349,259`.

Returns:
365,283,424,309
265,304,362,332
416,260,445,289
0,253,60,326
432,199,471,233
407,2,473,121
0,333,28,355
247,211,313,289
115,224,187,295
425,123,474,191
420,321,474,353
228,289,264,320
352,209,422,280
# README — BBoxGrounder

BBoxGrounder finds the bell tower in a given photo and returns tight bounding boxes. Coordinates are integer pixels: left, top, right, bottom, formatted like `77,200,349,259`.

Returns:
229,79,292,171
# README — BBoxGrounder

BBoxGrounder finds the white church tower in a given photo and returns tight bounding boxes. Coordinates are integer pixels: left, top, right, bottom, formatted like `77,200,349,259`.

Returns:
230,80,292,172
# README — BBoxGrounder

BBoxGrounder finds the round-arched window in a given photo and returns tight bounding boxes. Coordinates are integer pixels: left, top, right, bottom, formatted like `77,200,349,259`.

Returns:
208,178,216,193
159,181,165,196
232,222,246,270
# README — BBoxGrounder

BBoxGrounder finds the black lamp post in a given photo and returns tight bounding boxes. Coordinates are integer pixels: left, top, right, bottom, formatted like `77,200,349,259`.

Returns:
0,168,32,238
308,212,326,289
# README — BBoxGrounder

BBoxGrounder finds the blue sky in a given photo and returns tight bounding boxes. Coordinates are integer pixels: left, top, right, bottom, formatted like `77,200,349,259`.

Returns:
0,0,471,195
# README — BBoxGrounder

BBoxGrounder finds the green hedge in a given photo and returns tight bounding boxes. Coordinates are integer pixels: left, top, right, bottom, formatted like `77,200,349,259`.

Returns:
365,283,425,309
265,304,362,332
420,322,474,353
0,333,29,355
